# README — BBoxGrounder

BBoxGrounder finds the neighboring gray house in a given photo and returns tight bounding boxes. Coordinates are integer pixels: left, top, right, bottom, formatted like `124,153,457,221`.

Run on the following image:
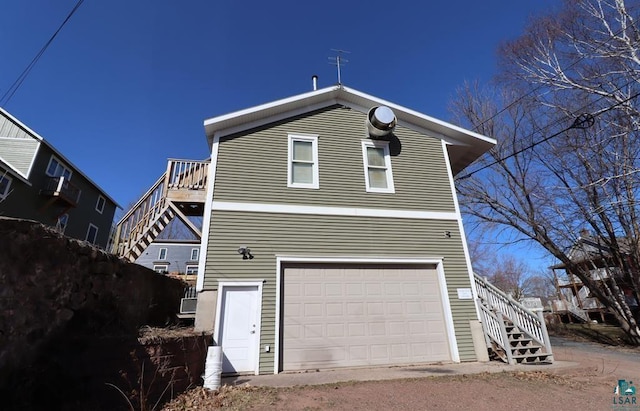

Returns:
193,85,495,375
136,240,201,275
0,107,118,248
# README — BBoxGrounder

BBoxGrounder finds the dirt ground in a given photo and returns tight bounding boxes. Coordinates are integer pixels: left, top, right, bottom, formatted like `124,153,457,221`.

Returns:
162,337,640,411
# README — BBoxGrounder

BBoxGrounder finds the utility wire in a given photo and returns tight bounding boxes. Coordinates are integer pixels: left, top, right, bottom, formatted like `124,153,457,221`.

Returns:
457,89,640,180
469,25,629,134
0,0,85,107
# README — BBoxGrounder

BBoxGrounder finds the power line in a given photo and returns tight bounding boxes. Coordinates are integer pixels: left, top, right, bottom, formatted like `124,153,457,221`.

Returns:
457,89,640,180
469,24,629,134
0,0,85,107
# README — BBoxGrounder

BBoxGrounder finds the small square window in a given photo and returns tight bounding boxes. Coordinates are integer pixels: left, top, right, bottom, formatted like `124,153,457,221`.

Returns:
0,172,12,199
46,156,72,180
158,248,167,260
96,195,106,214
362,140,395,193
288,134,319,189
85,223,99,244
185,265,198,275
190,248,199,261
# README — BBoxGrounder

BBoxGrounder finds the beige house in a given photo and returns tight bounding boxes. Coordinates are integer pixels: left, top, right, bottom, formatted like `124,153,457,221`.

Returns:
193,85,495,375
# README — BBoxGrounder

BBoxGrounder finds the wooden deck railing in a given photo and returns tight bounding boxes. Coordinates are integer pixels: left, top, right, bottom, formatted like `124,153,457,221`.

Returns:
112,159,209,259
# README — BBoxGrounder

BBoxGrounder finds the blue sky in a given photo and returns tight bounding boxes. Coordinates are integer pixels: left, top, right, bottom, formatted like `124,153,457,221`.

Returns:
1,0,559,265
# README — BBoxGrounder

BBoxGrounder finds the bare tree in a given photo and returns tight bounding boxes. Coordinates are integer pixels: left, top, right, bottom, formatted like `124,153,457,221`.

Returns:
452,0,640,343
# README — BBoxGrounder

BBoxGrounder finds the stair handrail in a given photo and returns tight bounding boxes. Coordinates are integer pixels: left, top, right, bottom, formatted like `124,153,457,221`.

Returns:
474,273,550,349
566,300,590,322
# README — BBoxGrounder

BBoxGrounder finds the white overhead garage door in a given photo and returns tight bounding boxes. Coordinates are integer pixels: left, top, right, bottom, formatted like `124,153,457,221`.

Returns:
282,264,452,371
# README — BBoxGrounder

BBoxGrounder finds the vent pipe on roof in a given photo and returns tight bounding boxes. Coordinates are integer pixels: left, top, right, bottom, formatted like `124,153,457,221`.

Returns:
366,106,397,138
312,75,318,91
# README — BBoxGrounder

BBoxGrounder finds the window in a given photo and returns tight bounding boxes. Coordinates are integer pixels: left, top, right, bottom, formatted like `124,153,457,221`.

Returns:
85,223,99,244
96,195,106,214
190,248,199,261
158,248,167,260
154,264,169,274
185,265,198,275
0,172,12,199
46,156,72,179
56,214,69,233
287,134,319,189
362,140,395,193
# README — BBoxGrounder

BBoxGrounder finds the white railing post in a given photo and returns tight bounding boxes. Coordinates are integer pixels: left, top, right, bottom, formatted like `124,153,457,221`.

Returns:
496,310,514,365
537,310,554,361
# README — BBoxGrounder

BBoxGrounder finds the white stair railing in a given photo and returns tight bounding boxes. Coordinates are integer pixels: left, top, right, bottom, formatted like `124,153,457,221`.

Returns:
474,273,553,360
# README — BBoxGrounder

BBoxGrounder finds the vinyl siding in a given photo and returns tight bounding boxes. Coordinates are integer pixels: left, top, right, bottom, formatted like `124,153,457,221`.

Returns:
214,106,455,212
0,137,38,176
0,145,117,248
0,112,34,140
204,211,477,373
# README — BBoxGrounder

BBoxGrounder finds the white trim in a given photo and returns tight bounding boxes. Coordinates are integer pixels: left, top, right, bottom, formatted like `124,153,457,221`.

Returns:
442,141,480,322
197,136,219,292
361,139,395,193
57,213,69,233
0,172,12,199
95,195,106,214
209,100,335,144
213,280,264,376
212,201,458,221
25,140,41,180
85,223,99,244
287,133,319,189
274,256,460,374
190,247,199,261
0,155,30,182
153,264,169,274
158,247,168,260
185,264,198,275
45,155,72,180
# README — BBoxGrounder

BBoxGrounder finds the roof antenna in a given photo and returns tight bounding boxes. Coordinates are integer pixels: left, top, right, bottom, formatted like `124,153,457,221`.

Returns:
328,49,350,85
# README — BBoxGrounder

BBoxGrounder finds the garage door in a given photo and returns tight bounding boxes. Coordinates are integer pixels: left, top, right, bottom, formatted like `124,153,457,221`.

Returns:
282,264,451,371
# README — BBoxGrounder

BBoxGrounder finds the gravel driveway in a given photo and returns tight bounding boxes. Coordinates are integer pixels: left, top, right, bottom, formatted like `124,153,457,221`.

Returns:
163,337,640,411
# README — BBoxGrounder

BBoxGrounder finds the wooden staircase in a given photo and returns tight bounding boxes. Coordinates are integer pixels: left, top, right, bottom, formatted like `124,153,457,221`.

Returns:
112,159,209,261
475,274,554,365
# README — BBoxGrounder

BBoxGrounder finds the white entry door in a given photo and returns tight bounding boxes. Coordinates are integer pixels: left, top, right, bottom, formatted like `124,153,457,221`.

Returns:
218,285,260,374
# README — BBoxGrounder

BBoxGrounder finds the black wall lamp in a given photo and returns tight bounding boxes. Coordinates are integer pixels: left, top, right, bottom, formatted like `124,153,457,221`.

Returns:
237,246,254,260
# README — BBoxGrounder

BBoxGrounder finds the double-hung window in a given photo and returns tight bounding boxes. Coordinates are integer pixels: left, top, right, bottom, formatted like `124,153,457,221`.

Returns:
362,140,395,193
158,248,167,260
288,134,319,189
190,248,199,261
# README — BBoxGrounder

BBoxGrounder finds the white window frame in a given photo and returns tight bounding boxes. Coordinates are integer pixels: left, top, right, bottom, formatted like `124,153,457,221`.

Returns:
287,133,319,189
85,223,99,244
361,139,395,193
153,264,169,274
190,248,199,261
0,172,12,200
158,248,167,260
185,264,198,275
46,156,72,180
95,195,106,214
57,213,69,233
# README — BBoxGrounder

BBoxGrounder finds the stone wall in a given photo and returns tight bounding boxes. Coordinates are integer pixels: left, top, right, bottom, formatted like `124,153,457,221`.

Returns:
0,217,207,410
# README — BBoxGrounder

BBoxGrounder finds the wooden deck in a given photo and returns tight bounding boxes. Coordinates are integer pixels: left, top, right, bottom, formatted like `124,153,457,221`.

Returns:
112,159,209,261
